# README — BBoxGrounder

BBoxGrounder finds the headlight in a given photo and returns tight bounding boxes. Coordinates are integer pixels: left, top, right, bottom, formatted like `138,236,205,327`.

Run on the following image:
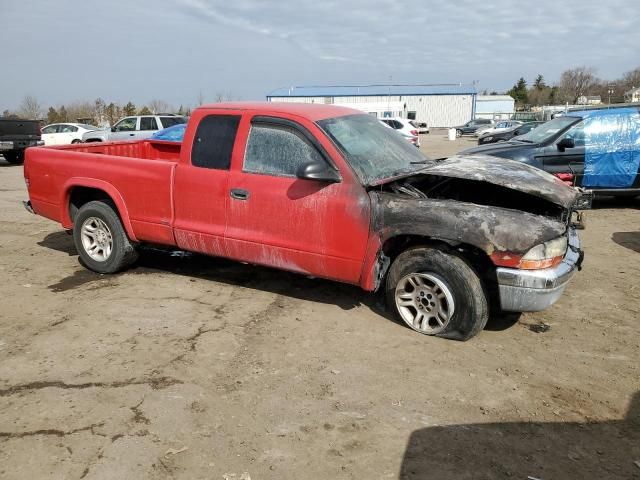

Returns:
520,236,568,269
491,236,568,269
483,136,493,142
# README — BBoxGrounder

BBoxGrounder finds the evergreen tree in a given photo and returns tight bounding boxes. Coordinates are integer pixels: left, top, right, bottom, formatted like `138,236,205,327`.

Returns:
47,106,59,124
123,101,137,116
138,106,152,115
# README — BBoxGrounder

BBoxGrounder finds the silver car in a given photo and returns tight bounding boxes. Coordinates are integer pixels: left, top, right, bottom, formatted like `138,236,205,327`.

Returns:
82,115,186,142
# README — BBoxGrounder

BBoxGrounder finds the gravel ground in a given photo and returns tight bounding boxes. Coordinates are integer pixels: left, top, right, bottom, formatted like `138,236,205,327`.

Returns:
0,133,639,479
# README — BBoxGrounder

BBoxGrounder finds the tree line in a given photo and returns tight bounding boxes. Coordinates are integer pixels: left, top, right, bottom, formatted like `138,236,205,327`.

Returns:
503,66,640,108
1,92,236,125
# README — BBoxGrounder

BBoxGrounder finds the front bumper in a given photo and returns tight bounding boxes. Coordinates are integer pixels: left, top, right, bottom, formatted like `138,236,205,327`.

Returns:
496,228,582,312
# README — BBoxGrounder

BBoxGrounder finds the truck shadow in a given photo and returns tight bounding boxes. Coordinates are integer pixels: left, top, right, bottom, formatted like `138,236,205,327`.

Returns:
39,231,524,332
612,231,640,253
399,391,640,479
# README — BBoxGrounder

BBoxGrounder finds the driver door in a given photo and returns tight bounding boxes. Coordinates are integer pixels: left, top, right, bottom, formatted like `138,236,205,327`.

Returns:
224,114,371,283
110,117,139,141
538,121,586,186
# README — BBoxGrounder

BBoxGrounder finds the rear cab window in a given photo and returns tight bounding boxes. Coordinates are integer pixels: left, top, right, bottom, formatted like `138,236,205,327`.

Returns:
191,115,241,170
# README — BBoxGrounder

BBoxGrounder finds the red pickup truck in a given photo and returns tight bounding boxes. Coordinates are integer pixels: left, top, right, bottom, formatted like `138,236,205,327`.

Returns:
24,102,586,340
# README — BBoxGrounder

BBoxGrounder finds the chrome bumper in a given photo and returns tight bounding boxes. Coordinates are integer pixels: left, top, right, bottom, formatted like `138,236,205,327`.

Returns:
496,228,583,312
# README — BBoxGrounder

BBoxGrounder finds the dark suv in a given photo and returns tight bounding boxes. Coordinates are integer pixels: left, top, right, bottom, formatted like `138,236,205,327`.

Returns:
454,119,493,136
461,106,640,196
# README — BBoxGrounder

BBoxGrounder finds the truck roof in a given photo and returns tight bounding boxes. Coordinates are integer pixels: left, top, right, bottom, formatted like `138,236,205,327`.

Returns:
197,102,363,121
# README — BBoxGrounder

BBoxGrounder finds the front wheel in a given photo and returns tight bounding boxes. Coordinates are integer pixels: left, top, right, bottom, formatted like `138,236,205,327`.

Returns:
73,200,138,273
385,247,488,341
455,129,463,138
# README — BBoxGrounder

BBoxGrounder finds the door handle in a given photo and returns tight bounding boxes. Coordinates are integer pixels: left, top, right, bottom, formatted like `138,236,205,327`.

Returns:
129,133,135,136
230,188,250,200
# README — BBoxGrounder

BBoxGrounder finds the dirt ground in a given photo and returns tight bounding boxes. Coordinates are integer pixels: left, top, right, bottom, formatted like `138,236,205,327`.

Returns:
1,132,639,479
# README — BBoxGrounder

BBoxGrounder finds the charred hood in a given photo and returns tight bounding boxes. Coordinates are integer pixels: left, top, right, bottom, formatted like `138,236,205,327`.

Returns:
383,154,580,209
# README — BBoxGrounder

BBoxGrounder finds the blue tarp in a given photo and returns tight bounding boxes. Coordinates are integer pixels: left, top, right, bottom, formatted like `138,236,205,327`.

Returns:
582,108,640,188
151,123,186,142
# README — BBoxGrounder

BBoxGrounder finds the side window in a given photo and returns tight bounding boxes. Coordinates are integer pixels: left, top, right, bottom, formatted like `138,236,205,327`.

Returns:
42,125,58,134
562,121,585,147
191,114,240,170
140,117,157,131
114,118,137,132
60,125,78,133
160,116,185,128
243,123,325,177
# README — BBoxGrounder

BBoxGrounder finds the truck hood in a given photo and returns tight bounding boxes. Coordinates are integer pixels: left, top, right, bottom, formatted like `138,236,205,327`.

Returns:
389,154,579,209
460,141,534,156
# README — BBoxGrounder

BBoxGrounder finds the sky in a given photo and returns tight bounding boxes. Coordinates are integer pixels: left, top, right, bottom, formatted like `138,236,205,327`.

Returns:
1,0,638,110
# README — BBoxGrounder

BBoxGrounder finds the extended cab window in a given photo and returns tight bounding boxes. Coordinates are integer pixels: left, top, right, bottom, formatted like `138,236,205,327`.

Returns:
140,117,157,131
191,115,240,170
243,123,324,177
114,118,137,132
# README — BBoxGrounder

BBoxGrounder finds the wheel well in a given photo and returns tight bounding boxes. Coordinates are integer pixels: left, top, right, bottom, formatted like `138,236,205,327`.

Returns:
381,235,499,307
68,187,114,221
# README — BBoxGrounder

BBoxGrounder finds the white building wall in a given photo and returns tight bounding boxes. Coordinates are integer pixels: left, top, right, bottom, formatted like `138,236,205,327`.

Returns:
269,94,474,127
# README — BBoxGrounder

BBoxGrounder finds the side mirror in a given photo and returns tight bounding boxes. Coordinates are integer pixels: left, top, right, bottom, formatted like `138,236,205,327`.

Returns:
296,162,341,183
557,137,575,151
111,126,116,132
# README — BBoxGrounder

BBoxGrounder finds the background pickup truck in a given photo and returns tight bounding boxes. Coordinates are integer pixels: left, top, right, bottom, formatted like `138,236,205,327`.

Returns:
0,118,42,164
24,103,586,341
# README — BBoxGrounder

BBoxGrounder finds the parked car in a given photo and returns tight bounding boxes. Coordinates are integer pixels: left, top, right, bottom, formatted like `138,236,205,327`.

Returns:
454,118,493,137
462,106,640,196
478,121,544,145
410,120,430,134
24,102,587,341
82,115,186,142
475,120,523,137
0,118,42,164
41,123,99,146
380,117,420,147
150,123,187,142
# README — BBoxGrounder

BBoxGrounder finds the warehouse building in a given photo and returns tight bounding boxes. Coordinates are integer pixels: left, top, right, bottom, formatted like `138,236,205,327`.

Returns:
475,95,516,121
267,84,477,128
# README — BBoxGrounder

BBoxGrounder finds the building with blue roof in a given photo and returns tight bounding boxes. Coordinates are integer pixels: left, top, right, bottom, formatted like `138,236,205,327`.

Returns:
267,84,478,128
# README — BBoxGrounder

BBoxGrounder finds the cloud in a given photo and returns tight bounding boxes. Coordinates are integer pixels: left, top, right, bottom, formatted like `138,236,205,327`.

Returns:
174,0,639,80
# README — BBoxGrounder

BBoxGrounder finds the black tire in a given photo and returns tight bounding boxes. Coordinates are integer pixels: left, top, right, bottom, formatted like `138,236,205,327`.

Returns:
71,139,82,144
2,150,24,165
72,200,138,274
455,129,463,138
385,247,489,341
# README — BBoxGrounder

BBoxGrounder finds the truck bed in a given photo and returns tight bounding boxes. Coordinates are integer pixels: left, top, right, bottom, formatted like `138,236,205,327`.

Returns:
47,138,182,162
25,139,183,247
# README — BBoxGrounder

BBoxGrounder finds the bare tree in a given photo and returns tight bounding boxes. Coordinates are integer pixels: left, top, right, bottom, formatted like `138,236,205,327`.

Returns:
196,90,205,106
558,67,598,104
147,99,172,114
621,67,640,90
18,95,44,119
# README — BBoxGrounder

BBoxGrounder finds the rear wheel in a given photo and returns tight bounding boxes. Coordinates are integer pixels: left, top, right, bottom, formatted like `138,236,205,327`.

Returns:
455,129,463,138
73,200,138,273
71,139,82,144
385,247,489,341
2,150,24,165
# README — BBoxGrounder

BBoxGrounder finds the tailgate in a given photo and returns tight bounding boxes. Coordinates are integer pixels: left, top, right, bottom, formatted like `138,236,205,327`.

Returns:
0,119,41,141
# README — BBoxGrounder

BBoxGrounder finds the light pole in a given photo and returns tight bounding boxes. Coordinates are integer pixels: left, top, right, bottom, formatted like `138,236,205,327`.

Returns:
608,86,615,105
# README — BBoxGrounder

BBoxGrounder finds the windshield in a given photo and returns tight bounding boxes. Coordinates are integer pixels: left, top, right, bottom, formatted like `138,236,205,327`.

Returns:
317,114,432,184
516,116,580,143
